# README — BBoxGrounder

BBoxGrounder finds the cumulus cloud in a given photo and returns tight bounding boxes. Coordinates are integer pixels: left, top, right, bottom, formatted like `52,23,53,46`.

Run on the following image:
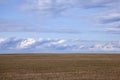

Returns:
0,38,21,50
0,37,120,53
90,42,120,52
17,38,36,49
90,44,114,51
0,38,5,43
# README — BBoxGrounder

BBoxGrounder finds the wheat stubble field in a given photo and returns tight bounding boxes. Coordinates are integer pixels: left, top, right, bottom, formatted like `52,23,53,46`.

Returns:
0,54,120,80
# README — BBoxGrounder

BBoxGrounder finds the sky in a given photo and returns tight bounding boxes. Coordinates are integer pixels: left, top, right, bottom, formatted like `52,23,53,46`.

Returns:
0,0,120,53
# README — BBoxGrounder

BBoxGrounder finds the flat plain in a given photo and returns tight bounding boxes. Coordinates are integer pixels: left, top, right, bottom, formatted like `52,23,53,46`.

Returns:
0,54,120,80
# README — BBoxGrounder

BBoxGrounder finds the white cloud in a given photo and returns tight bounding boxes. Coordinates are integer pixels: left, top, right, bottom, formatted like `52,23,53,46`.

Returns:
21,0,75,16
95,12,120,34
21,0,120,17
50,39,66,45
1,0,120,34
17,38,36,49
0,37,120,53
0,38,5,43
105,27,120,34
104,44,115,51
90,43,120,51
90,44,103,50
99,12,120,23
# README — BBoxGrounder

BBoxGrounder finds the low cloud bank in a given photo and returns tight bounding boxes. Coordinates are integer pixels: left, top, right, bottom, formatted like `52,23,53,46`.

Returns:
0,38,120,53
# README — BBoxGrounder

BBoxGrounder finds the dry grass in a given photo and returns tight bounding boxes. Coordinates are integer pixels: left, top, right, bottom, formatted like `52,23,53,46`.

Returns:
0,54,120,80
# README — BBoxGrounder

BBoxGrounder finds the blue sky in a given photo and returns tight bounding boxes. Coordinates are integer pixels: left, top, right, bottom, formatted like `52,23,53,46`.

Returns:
0,0,120,53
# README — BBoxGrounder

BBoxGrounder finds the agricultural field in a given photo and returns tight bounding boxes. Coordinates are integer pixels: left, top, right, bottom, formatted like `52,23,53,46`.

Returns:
0,54,120,80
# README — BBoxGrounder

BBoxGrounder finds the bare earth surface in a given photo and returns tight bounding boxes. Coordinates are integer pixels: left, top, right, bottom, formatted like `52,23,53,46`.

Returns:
0,54,120,80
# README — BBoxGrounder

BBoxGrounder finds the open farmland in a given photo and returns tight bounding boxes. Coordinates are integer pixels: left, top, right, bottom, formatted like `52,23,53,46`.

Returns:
0,54,120,80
